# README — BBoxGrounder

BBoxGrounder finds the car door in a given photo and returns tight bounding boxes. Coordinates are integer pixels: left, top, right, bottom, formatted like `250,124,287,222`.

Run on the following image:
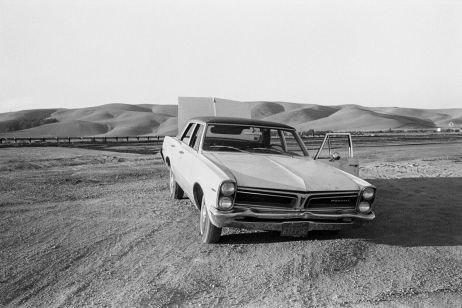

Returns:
179,123,205,198
313,133,359,176
173,122,196,189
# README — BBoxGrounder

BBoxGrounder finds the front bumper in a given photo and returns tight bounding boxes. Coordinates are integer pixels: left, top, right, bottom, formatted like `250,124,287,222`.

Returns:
209,206,375,231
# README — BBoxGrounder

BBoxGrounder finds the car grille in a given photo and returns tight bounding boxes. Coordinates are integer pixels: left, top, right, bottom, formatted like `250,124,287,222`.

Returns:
234,189,298,209
304,192,359,210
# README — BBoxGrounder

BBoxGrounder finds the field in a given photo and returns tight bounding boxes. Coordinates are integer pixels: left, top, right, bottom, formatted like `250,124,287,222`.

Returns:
1,138,462,307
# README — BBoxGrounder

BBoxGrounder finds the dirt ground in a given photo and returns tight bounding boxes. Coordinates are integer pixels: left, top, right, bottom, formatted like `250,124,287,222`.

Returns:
1,142,462,307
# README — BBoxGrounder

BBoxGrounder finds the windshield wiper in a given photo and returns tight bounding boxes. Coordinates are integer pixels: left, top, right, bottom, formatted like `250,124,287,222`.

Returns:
251,147,293,156
208,145,249,153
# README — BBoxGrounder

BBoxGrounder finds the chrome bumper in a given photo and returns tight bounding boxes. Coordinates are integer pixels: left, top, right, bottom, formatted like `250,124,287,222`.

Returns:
209,206,375,229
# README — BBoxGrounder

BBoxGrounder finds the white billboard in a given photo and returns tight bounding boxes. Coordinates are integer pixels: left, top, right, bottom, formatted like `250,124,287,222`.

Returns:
178,97,251,133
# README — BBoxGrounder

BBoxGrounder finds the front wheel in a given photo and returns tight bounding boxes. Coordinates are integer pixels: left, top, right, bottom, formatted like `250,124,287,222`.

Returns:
199,198,222,243
169,168,184,200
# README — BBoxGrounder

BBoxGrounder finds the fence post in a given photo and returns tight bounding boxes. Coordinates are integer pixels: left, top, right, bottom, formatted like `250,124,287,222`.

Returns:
56,137,59,144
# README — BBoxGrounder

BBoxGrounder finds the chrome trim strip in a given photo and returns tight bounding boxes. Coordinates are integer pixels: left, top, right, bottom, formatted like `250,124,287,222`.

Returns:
236,190,298,199
238,186,358,194
204,122,296,131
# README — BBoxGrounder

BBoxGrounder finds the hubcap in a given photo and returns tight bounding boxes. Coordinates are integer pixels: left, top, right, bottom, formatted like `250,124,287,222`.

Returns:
169,170,174,194
200,200,206,235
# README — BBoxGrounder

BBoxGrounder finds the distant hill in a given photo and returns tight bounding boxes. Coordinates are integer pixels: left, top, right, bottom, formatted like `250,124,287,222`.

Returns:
0,103,178,137
248,102,461,132
1,102,461,137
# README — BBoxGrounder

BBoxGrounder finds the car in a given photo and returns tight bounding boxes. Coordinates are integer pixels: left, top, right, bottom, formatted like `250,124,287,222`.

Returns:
161,117,376,243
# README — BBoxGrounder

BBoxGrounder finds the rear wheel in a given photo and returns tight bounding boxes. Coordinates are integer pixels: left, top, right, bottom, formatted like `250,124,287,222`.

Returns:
199,198,222,243
169,168,183,199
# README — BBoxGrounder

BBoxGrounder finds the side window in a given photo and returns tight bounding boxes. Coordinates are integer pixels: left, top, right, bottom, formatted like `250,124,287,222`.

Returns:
190,124,205,151
181,123,195,144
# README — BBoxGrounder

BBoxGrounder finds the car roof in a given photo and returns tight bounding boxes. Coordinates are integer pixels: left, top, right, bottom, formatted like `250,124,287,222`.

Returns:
190,116,295,130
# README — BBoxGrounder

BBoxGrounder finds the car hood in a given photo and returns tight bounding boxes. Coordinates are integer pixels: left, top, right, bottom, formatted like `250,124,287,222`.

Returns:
203,152,364,192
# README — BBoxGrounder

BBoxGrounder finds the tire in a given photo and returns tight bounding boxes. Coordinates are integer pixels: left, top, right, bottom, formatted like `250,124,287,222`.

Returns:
199,198,222,243
169,168,184,200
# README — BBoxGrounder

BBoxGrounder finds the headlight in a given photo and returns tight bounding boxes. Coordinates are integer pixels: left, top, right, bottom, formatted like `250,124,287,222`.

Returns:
220,182,236,196
218,197,233,210
358,202,371,213
362,187,375,200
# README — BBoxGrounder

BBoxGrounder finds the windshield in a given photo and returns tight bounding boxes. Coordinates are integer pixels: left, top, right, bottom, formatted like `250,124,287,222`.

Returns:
202,124,308,156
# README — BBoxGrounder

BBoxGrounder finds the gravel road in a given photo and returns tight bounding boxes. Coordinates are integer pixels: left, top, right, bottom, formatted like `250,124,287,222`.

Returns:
1,146,461,307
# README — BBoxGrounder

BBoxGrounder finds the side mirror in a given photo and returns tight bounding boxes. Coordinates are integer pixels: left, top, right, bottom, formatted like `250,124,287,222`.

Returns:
330,152,341,161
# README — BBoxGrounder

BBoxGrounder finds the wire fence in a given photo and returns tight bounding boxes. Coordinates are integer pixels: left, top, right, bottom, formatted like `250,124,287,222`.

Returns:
0,135,164,145
1,133,460,150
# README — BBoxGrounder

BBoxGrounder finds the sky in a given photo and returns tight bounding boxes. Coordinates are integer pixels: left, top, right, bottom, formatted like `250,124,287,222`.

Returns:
1,0,461,113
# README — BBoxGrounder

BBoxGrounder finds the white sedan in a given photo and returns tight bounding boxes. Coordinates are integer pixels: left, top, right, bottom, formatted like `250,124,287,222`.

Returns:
161,117,376,243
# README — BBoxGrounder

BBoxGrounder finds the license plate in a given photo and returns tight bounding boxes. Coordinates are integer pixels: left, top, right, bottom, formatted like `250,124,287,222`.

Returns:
281,222,309,237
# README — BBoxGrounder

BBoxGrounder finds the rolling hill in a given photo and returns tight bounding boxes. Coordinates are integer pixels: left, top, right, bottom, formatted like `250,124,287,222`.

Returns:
0,101,460,137
0,103,178,137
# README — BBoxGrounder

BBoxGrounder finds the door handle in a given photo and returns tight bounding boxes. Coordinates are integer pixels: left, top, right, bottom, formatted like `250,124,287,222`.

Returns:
179,151,184,154
171,145,176,147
